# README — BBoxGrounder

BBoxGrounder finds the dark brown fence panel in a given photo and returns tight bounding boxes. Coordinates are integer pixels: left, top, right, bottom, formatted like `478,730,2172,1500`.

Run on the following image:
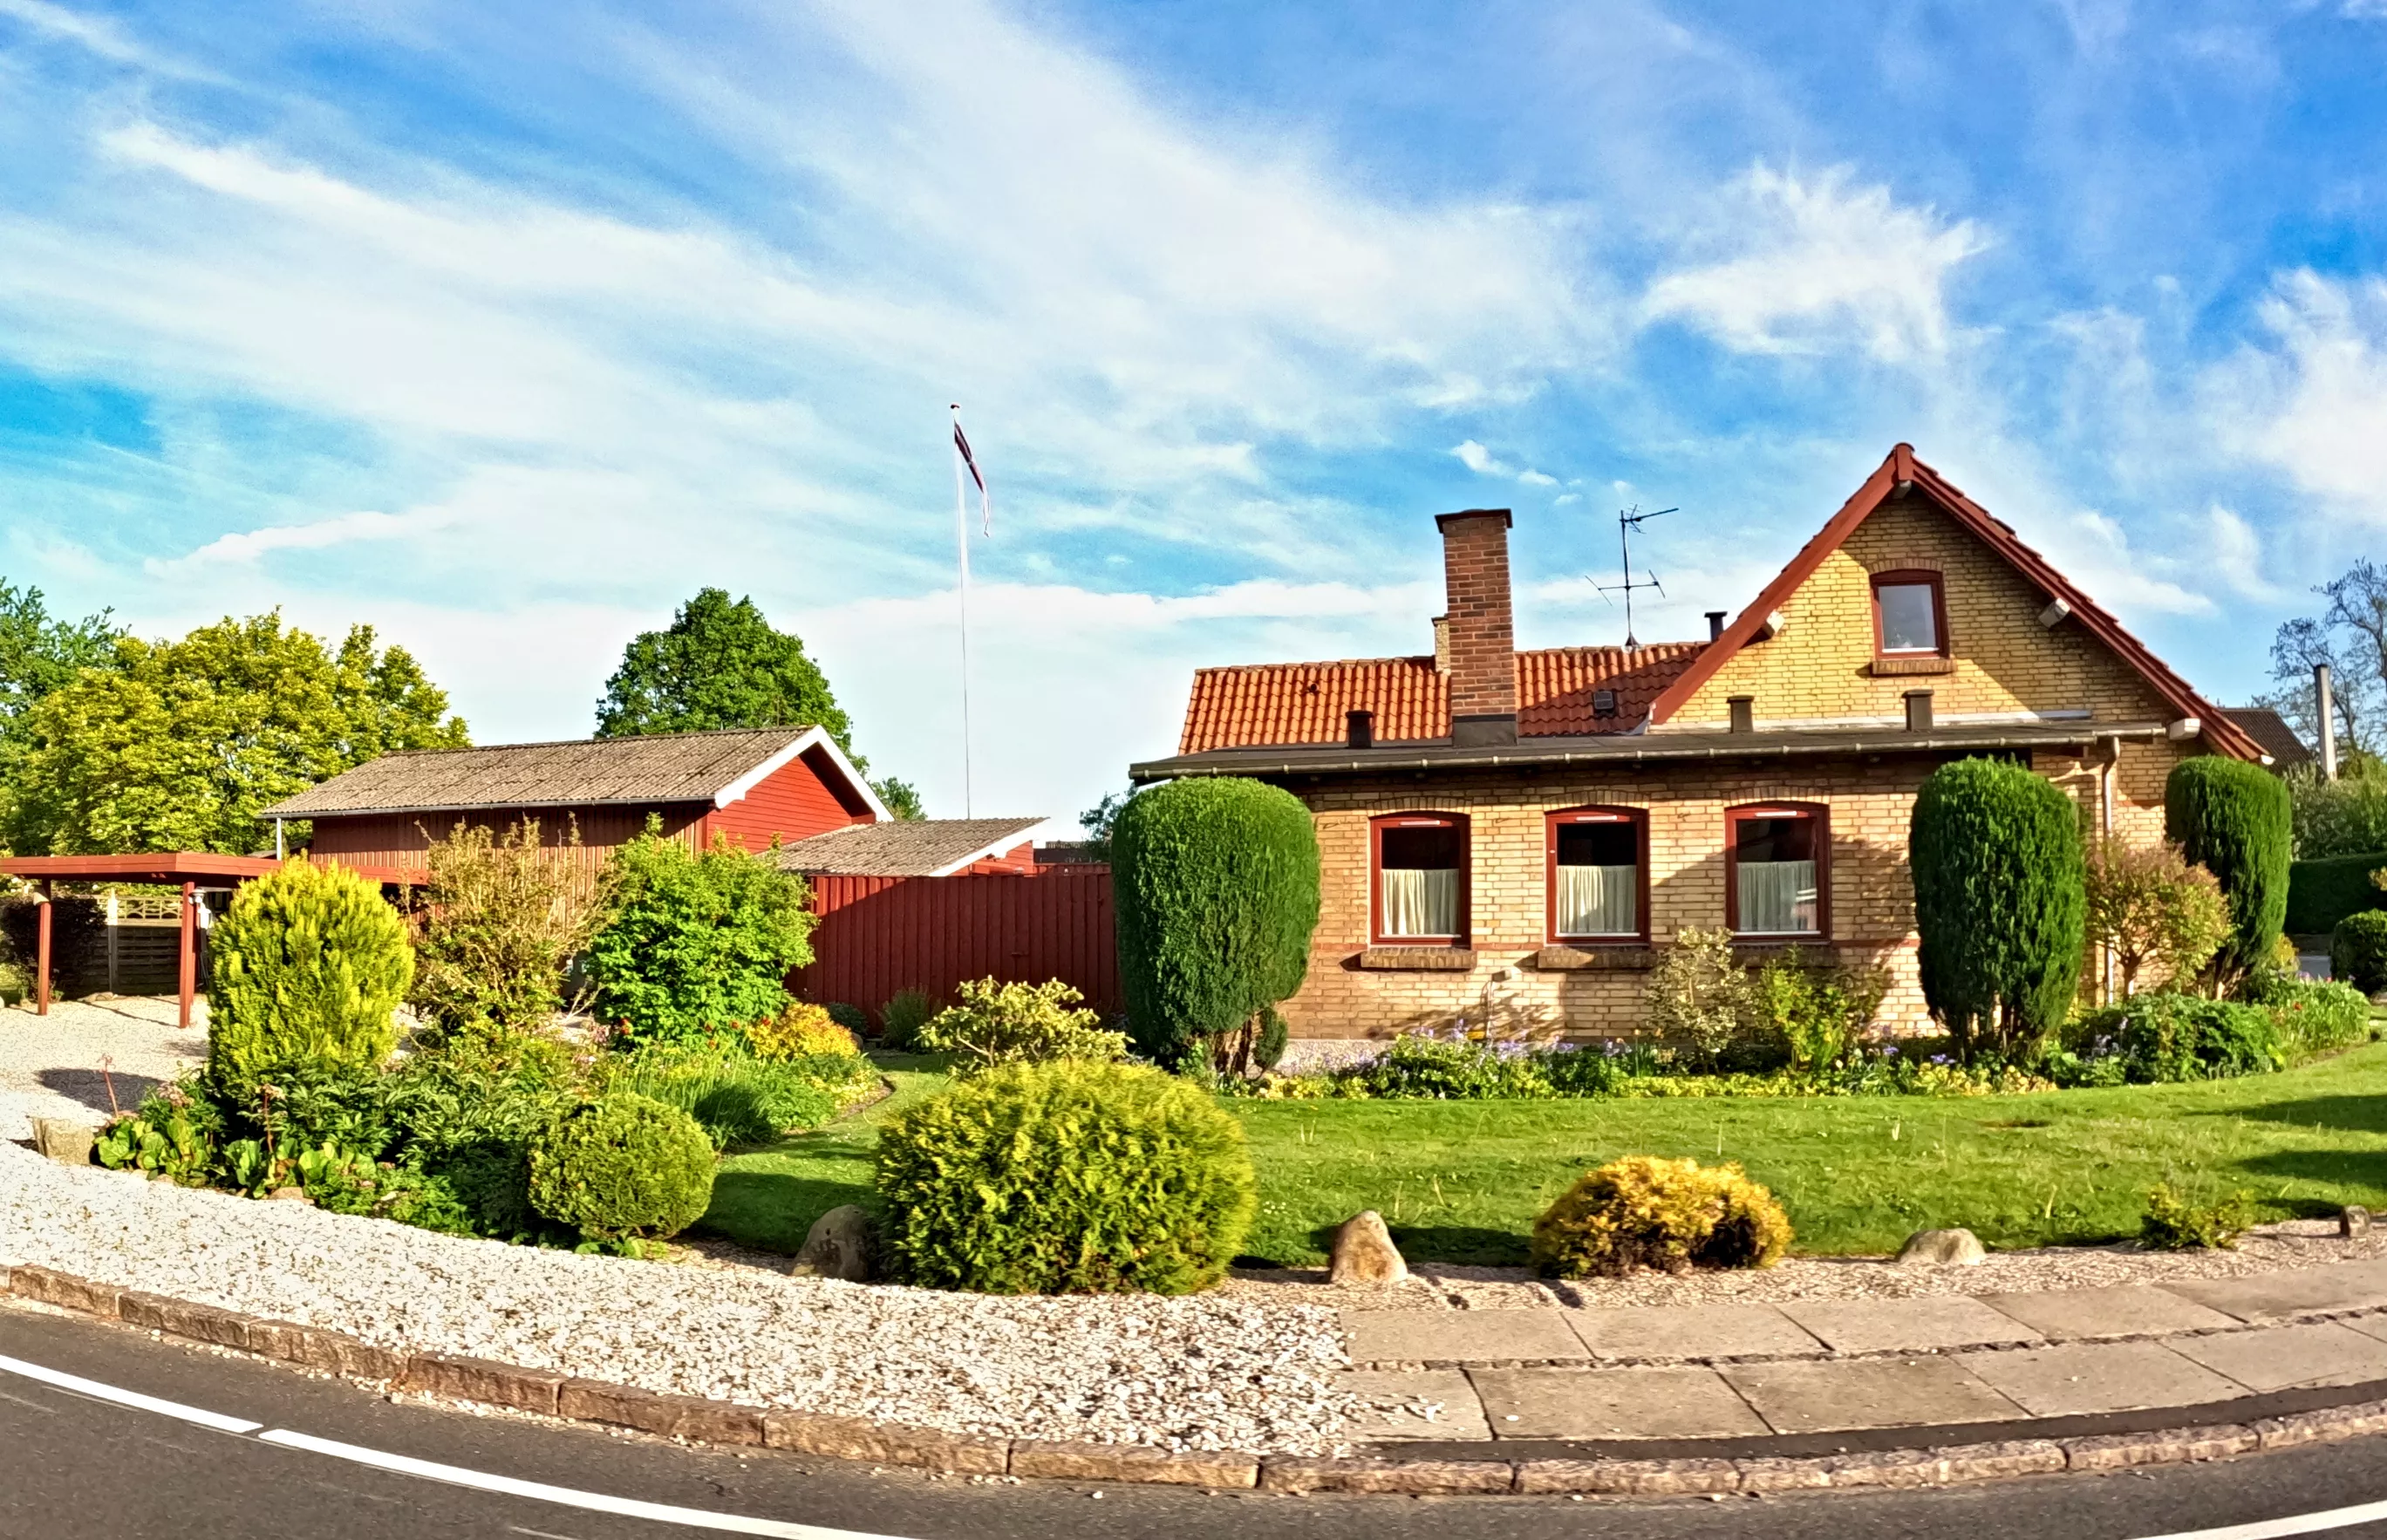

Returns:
795,869,1118,1018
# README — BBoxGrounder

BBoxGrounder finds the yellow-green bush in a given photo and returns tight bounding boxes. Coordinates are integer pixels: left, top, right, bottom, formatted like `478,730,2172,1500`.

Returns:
208,858,413,1096
875,1060,1256,1294
746,1001,861,1060
527,1092,715,1243
1531,1155,1791,1278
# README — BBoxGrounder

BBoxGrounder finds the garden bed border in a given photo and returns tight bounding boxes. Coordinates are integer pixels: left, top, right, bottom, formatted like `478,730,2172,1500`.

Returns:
15,1260,2387,1496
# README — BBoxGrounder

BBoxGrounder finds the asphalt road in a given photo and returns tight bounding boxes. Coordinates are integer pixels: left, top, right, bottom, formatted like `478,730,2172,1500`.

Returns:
7,1302,2387,1540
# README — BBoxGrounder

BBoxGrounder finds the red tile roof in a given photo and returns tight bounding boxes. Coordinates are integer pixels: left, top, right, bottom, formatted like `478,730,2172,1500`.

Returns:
1176,643,1706,753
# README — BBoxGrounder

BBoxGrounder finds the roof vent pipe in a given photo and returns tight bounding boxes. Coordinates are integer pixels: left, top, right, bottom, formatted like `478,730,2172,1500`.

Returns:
1347,710,1374,750
2318,664,2338,780
1706,610,1727,642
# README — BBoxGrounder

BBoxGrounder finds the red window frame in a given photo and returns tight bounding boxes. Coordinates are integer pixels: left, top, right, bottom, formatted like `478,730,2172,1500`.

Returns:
1370,812,1470,946
1724,802,1831,939
1870,569,1949,658
1545,807,1649,944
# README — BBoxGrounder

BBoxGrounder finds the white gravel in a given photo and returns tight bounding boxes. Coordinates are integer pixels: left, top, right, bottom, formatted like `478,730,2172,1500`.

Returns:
0,1143,1355,1453
0,998,205,1141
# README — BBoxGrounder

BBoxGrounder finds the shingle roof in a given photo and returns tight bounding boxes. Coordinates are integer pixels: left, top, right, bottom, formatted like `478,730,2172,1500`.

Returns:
775,818,1047,877
262,726,826,817
1176,643,1706,754
2224,708,2313,767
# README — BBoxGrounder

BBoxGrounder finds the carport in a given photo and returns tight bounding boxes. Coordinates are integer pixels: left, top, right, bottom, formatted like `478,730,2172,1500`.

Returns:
0,854,421,1029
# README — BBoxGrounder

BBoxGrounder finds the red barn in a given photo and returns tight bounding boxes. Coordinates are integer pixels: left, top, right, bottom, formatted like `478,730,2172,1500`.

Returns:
263,726,887,882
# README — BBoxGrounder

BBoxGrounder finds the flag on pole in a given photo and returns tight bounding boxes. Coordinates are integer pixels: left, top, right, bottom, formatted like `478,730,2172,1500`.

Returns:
951,416,991,535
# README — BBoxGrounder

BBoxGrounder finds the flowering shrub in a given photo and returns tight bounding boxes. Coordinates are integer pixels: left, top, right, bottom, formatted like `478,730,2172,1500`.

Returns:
1532,1155,1791,1278
914,978,1129,1076
744,1001,862,1061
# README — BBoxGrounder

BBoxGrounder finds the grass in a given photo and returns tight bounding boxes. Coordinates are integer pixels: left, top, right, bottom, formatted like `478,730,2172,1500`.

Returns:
697,1044,2387,1267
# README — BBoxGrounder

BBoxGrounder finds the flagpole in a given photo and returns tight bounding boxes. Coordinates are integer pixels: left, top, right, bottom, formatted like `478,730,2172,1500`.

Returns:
950,404,974,818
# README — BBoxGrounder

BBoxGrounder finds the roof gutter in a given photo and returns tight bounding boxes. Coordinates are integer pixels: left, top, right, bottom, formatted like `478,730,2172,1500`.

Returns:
1128,725,2165,782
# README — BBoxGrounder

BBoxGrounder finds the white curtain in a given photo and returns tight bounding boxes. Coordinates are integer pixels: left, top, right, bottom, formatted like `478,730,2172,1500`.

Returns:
1381,867,1458,937
1555,864,1636,937
1739,860,1818,934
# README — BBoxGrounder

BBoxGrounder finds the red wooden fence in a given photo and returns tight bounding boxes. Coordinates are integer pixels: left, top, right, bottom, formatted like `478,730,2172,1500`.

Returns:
795,868,1120,1018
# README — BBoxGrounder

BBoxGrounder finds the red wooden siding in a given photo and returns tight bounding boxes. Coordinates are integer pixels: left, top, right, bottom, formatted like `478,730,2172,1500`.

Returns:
795,869,1119,1017
705,746,875,852
305,803,708,881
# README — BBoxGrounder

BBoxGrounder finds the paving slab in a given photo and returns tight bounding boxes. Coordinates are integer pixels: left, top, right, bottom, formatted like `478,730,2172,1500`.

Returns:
1958,1340,2248,1417
1334,1370,1492,1441
1345,1310,1590,1365
1722,1357,2029,1435
1778,1295,2045,1355
2161,1260,2387,1324
1566,1303,1824,1362
1977,1285,2243,1342
2165,1321,2387,1393
1470,1366,1771,1440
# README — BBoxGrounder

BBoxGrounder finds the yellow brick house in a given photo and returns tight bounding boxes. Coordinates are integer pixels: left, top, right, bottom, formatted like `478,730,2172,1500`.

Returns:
1128,445,2274,1042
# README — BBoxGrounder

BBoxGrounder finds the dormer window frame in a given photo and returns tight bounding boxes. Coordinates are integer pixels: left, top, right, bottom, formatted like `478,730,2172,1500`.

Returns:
1870,569,1950,660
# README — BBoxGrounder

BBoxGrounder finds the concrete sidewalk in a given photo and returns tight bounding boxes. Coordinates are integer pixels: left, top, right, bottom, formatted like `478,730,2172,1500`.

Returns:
1340,1257,2387,1446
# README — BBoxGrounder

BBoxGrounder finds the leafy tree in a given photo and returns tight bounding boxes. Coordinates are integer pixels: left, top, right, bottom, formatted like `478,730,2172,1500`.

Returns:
596,587,922,818
0,579,122,835
2083,839,2231,999
1910,757,2085,1061
8,614,467,855
1077,783,1143,862
2166,756,2293,990
1110,777,1320,1069
2261,560,2387,763
584,822,816,1043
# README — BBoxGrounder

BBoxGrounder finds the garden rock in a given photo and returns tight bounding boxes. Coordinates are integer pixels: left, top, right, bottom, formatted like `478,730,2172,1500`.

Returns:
269,1187,313,1204
2345,1206,2373,1239
788,1204,876,1282
1330,1210,1408,1286
29,1117,95,1167
1895,1228,1988,1267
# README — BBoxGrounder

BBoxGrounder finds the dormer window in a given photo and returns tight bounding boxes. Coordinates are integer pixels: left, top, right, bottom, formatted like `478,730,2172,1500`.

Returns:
1872,570,1947,657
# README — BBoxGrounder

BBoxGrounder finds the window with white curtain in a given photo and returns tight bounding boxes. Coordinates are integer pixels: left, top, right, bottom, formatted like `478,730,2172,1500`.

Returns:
1376,819,1463,940
1731,809,1822,935
1551,814,1640,939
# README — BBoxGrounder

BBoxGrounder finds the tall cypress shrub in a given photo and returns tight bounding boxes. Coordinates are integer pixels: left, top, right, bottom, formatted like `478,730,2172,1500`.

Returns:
1909,758,2085,1061
1111,777,1320,1068
2165,756,2292,986
207,858,413,1095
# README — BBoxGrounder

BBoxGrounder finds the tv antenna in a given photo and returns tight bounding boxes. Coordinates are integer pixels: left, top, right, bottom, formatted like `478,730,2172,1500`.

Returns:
1592,504,1676,650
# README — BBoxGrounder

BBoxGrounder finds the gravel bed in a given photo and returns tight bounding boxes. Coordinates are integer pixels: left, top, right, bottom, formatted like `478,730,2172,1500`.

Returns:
0,1144,1355,1453
0,998,205,1141
1224,1221,2387,1312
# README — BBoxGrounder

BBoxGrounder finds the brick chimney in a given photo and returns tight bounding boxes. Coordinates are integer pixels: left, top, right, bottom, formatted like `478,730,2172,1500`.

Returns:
1435,508,1517,746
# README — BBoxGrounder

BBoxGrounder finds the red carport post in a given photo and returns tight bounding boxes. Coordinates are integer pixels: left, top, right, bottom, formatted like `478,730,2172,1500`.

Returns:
34,879,51,1016
178,881,198,1029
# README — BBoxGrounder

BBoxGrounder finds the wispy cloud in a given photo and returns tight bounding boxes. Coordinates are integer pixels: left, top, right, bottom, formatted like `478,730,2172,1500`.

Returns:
1643,164,1990,363
2210,270,2387,527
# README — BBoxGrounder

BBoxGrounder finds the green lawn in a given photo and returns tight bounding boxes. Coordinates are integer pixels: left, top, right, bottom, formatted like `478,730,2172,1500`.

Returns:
699,1045,2387,1265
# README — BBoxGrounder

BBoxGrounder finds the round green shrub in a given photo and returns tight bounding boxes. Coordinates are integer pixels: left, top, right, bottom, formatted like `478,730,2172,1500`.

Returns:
823,1001,872,1037
528,1092,716,1242
875,1060,1257,1294
2334,910,2387,996
2167,757,2292,985
1531,1155,1791,1278
208,858,413,1096
1909,758,2085,1061
1112,776,1320,1067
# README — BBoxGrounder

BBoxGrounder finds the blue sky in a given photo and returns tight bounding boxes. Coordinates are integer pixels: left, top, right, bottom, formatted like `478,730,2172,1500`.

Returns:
3,1,2386,825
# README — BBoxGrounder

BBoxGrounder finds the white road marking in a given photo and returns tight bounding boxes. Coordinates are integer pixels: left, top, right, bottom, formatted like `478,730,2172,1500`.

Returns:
259,1430,909,1539
2133,1496,2387,1539
0,1352,264,1434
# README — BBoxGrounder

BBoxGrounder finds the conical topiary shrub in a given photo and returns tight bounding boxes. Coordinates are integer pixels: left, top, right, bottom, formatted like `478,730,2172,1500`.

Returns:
207,858,413,1095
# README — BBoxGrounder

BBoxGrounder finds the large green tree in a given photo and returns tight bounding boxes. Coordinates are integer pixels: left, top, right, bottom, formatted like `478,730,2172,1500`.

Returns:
595,588,922,819
8,613,468,855
0,580,123,838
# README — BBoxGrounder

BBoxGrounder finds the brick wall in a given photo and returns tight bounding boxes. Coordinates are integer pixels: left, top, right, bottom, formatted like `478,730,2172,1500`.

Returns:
1667,494,2184,733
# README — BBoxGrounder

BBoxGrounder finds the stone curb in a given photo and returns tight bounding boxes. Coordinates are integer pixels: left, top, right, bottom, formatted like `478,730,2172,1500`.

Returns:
12,1261,2387,1497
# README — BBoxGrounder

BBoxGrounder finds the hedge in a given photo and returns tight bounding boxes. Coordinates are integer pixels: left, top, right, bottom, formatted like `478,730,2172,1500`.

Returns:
2166,758,2292,983
2286,851,2387,937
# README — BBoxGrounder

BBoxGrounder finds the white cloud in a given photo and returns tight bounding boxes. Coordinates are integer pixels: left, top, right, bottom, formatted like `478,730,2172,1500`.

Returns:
0,0,204,74
1517,469,1558,487
2211,270,2387,526
150,508,426,570
1452,439,1557,486
1643,164,1990,363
